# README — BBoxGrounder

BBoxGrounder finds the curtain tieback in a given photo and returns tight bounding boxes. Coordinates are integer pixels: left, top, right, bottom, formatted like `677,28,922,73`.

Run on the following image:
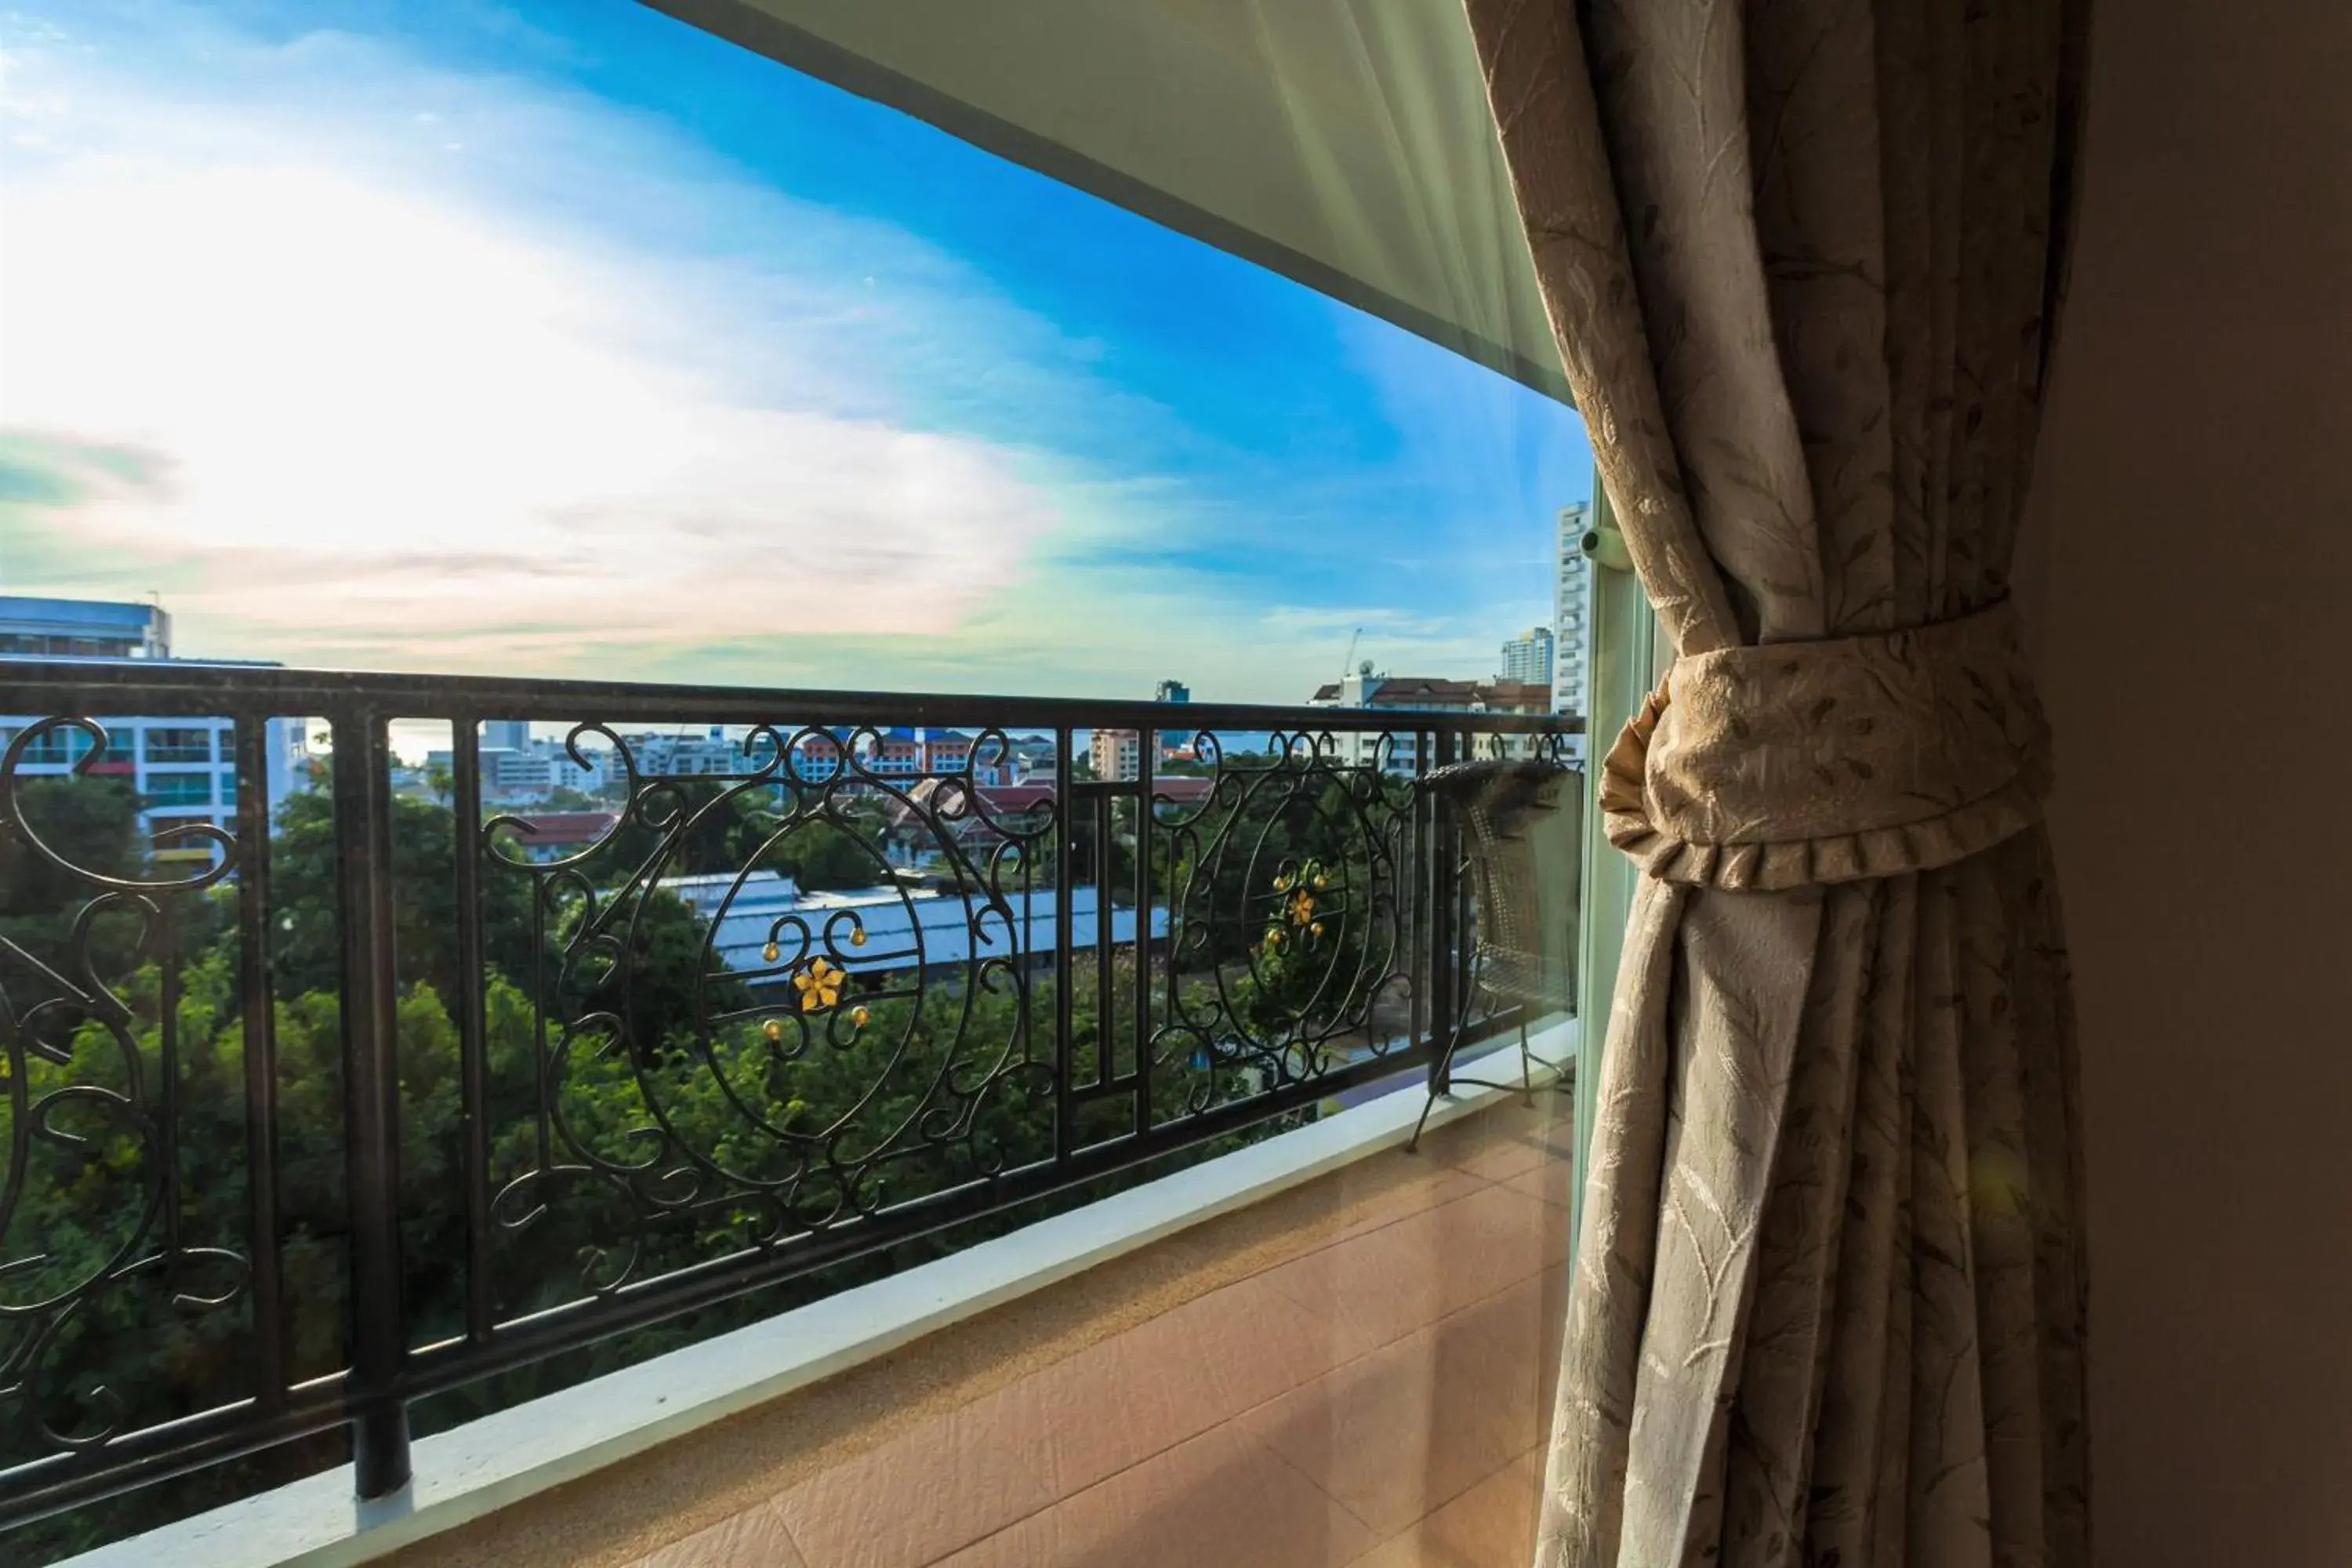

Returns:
1599,599,2053,890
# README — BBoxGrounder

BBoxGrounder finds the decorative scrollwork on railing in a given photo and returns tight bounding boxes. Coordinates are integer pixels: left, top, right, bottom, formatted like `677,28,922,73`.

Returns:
1152,729,1421,1120
479,720,1062,1308
0,717,250,1478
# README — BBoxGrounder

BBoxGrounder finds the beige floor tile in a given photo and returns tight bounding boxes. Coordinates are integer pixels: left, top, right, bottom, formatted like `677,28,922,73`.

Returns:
1239,1272,1557,1536
1257,1184,1566,1364
1500,1158,1576,1210
774,1399,1059,1568
1313,1163,1497,1249
931,1422,1377,1568
778,1274,1335,1568
1449,1097,1577,1187
632,1497,808,1567
1345,1449,1544,1568
1092,1268,1350,1437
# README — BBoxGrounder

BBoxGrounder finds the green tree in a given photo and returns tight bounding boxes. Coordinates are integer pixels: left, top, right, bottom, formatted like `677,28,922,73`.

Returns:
775,815,884,891
0,775,146,967
266,786,537,1004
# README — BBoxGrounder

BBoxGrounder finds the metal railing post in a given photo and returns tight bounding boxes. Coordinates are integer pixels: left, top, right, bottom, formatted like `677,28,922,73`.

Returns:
1051,726,1075,1161
1427,724,1458,1097
231,717,288,1417
331,710,412,1500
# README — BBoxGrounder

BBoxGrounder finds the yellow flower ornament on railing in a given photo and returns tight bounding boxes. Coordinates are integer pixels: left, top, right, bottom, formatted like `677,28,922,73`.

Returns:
794,957,844,1013
1264,860,1337,954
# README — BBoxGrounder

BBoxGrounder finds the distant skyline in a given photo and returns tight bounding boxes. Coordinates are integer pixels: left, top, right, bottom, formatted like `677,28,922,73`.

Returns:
0,0,1592,703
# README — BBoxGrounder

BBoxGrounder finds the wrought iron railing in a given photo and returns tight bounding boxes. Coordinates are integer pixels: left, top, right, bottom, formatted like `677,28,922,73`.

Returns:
0,659,1578,1534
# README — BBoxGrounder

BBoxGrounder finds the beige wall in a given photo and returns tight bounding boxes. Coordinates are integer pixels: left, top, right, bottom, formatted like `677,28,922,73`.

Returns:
2024,2,2352,1563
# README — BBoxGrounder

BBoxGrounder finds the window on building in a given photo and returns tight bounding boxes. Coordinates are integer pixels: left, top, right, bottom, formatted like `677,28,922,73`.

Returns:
144,774,213,808
12,726,132,766
17,730,72,766
144,727,214,763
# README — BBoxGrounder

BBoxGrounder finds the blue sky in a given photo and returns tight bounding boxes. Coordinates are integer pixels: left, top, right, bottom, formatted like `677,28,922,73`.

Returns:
0,0,1590,702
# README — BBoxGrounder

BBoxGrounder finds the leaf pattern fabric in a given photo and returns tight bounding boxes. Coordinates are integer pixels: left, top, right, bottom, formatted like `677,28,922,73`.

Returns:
1461,1,2092,1563
1601,601,2054,891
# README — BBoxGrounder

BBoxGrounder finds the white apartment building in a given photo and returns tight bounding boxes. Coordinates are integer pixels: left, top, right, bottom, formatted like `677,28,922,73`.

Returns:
1088,729,1141,782
0,713,312,849
621,728,746,778
1499,626,1555,685
425,729,612,803
1307,666,1555,772
484,742,608,800
1554,502,1595,761
0,596,311,850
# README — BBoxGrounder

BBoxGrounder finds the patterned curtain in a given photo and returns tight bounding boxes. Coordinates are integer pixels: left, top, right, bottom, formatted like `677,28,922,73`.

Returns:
1461,2,2094,1563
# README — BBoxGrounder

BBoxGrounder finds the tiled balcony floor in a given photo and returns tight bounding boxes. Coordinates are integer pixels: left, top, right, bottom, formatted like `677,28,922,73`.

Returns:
624,1094,1574,1568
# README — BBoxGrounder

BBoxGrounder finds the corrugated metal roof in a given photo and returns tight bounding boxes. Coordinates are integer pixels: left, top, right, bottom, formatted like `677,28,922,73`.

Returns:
662,871,1169,980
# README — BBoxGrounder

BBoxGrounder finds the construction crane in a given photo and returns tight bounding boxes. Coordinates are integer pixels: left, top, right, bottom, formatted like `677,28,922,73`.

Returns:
1340,626,1362,678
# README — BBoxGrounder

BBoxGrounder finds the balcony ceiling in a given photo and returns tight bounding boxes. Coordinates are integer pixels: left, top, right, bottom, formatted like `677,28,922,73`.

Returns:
640,0,1571,404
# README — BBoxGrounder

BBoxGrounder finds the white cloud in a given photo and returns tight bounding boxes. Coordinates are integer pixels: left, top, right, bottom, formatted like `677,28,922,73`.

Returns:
0,5,1584,705
0,9,1092,670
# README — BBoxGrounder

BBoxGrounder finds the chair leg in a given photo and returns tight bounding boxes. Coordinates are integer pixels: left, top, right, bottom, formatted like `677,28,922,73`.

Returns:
1516,1018,1536,1107
1406,1011,1473,1154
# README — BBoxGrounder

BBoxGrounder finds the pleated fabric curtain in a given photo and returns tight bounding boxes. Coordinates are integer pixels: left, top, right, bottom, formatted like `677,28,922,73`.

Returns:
1460,2,2094,1564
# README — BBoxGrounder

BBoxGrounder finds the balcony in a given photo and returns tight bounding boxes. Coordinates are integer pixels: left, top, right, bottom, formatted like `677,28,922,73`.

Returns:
0,659,1581,1566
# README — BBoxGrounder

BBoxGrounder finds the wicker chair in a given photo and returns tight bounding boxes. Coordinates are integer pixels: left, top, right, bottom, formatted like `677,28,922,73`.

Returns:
1407,757,1581,1152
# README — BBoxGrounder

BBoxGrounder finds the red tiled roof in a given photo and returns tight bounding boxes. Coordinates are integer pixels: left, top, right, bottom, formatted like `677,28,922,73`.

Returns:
978,783,1057,813
1480,680,1555,713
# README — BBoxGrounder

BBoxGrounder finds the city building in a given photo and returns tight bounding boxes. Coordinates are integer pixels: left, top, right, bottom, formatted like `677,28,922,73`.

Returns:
516,727,1019,797
0,596,310,848
1088,728,1141,782
485,742,608,800
1153,678,1192,755
1499,626,1555,685
848,728,1012,786
425,731,611,803
1554,502,1594,757
793,731,848,782
1308,666,1559,771
0,595,171,659
1005,735,1058,779
622,728,748,779
1468,680,1559,762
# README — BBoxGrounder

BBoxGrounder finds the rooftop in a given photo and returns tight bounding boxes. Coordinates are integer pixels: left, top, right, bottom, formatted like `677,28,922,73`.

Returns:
1308,676,1555,713
0,595,166,632
498,811,622,844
